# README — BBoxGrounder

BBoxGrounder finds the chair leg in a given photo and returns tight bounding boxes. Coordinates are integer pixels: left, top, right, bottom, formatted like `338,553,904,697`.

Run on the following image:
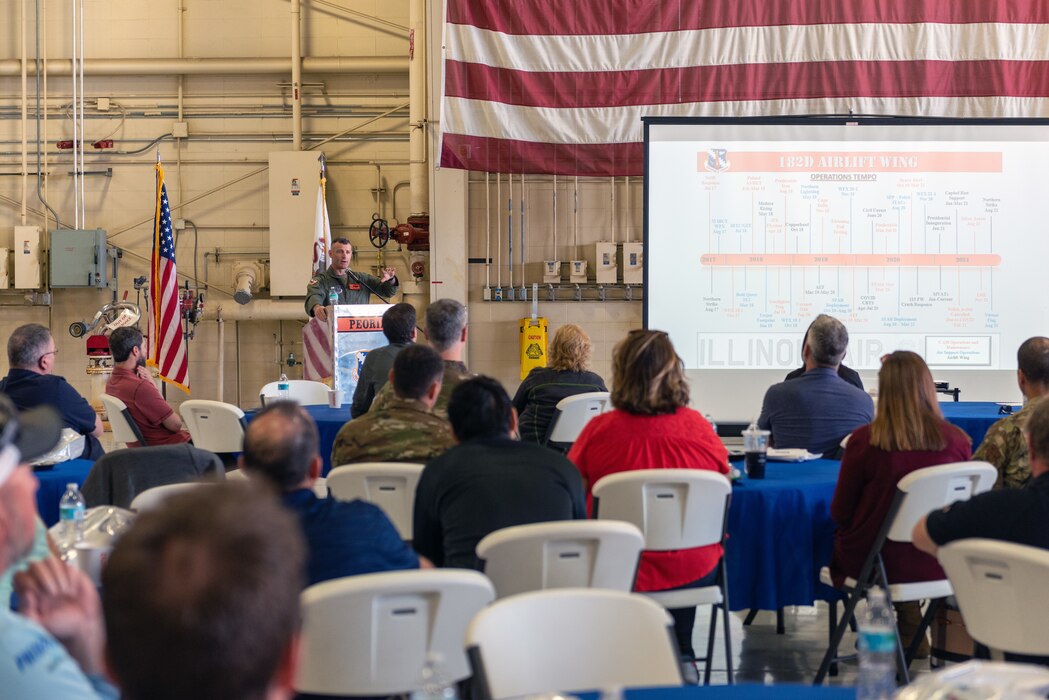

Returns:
903,599,940,666
722,602,734,685
828,600,839,678
815,589,864,684
776,607,785,635
742,609,760,626
703,603,718,685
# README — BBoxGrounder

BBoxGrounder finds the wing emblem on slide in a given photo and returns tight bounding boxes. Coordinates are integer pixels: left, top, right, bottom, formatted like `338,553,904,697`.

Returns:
704,148,731,173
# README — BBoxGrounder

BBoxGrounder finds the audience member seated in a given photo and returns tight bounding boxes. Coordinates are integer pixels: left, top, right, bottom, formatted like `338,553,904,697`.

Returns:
105,326,191,446
80,443,224,509
370,298,470,419
241,401,425,586
0,394,117,699
0,323,103,460
413,376,586,570
332,344,454,466
914,397,1049,666
758,314,874,457
351,302,417,417
784,321,863,390
102,482,304,700
512,323,607,444
973,336,1049,489
830,351,971,658
567,329,729,666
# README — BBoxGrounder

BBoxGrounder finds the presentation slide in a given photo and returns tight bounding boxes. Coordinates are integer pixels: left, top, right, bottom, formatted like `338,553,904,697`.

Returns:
645,120,1049,372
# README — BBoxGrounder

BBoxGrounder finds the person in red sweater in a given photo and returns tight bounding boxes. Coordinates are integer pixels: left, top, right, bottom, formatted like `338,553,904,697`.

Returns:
568,329,729,665
829,350,971,658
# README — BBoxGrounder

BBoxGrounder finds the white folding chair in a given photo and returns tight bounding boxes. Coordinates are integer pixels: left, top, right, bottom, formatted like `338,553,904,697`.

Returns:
814,461,996,685
476,520,644,599
544,391,611,451
258,379,330,406
100,393,147,447
129,481,210,512
327,462,425,539
938,538,1049,659
179,399,246,453
592,469,734,684
295,569,495,697
466,588,682,700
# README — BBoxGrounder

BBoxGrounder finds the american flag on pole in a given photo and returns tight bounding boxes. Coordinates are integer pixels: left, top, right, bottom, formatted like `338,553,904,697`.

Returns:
313,162,332,275
149,162,190,392
439,2,1049,176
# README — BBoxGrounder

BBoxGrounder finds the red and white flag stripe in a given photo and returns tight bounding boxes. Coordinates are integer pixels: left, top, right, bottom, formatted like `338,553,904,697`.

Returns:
440,1,1049,176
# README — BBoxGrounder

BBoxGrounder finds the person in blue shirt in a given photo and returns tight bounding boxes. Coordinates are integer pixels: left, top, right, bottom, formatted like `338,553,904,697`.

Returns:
0,395,117,699
758,314,874,458
0,324,104,460
239,401,428,586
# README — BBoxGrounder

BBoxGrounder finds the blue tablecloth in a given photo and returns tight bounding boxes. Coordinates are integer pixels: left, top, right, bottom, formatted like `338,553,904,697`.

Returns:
940,401,1006,448
583,685,853,700
244,404,352,476
726,459,841,613
34,458,94,527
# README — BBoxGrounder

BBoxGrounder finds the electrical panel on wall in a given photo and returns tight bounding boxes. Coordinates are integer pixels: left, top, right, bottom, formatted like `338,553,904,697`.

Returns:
49,229,110,288
13,226,42,289
269,151,324,297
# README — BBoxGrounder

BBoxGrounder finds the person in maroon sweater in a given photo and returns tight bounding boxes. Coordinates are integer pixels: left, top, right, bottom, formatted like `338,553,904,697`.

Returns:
829,350,971,657
569,329,729,666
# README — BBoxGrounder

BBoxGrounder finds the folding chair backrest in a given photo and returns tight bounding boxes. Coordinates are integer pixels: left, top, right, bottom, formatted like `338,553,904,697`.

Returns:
476,520,644,599
258,379,331,406
179,399,246,453
327,462,425,539
888,461,996,542
939,538,1049,656
130,481,209,512
100,393,146,446
546,391,611,445
296,570,495,696
466,588,681,700
592,469,731,551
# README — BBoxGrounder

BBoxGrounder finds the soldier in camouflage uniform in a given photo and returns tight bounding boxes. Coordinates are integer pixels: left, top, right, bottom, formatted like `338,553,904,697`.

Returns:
331,344,455,467
305,238,399,321
973,337,1049,489
369,299,470,420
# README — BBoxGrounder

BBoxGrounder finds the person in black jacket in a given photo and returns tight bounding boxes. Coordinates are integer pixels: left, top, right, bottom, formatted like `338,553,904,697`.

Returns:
512,324,607,444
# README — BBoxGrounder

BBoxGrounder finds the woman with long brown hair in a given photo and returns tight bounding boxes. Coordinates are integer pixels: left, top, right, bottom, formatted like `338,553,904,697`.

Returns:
512,324,606,444
829,350,971,655
568,329,728,667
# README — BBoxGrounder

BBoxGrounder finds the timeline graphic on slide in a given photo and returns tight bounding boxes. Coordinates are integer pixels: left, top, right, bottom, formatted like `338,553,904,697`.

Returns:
647,134,1049,371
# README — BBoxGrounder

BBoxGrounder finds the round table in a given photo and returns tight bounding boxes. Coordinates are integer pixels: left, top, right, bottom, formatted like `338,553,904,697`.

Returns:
34,458,94,527
940,401,1008,448
725,459,840,614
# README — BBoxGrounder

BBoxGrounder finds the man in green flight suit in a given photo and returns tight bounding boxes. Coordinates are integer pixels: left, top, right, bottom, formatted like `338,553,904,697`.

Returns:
305,238,399,321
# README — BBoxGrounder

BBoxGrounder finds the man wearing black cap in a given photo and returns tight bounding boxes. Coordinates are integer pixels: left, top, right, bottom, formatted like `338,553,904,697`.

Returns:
0,395,116,699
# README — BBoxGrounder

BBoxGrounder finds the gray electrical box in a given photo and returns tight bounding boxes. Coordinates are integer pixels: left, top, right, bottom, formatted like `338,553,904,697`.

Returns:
50,229,110,288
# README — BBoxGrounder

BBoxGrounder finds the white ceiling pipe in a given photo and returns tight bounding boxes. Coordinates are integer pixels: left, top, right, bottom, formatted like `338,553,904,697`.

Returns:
290,0,303,150
0,56,407,76
205,299,307,322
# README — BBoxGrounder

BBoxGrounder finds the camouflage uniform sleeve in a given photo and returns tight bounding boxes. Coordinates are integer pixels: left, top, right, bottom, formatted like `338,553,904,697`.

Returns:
330,421,364,468
305,274,329,317
974,416,1025,489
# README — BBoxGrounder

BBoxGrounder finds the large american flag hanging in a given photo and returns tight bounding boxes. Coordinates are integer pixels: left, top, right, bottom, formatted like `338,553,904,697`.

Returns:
149,162,190,392
439,2,1049,176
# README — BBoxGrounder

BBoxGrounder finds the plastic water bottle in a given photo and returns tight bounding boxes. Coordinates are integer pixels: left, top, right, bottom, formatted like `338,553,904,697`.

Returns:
58,482,86,544
857,587,898,700
328,288,339,306
277,373,290,402
410,653,457,700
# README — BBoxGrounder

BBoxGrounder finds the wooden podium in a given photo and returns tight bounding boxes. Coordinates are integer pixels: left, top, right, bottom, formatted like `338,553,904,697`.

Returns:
330,303,393,400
